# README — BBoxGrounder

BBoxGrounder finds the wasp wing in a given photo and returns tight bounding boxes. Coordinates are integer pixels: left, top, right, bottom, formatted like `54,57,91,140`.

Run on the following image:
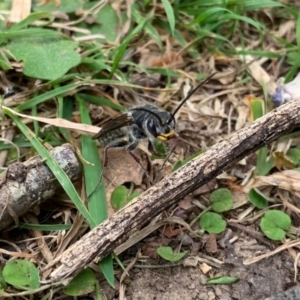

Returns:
92,113,133,139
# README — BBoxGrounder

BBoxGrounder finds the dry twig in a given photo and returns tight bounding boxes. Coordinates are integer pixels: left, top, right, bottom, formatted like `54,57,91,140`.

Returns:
45,99,300,282
0,144,82,230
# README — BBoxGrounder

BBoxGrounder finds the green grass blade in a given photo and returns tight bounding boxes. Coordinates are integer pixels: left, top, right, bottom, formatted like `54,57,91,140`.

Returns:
17,81,86,111
132,4,163,49
8,12,54,31
110,14,148,77
19,223,72,231
0,28,62,40
161,0,175,36
78,93,125,112
77,96,115,287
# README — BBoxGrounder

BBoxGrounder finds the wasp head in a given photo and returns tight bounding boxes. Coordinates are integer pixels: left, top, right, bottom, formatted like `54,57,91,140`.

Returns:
145,111,176,142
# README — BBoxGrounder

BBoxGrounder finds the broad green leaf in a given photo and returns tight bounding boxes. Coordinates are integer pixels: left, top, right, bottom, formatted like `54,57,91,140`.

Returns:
111,185,128,210
127,191,140,202
210,188,233,212
260,210,291,240
7,40,81,80
200,212,226,234
248,188,269,209
92,5,120,43
3,259,40,289
110,185,139,210
64,268,96,296
156,246,188,262
287,148,300,164
0,267,6,290
0,59,12,70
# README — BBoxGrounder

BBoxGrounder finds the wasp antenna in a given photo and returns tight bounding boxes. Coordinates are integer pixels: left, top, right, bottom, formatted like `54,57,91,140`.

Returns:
172,72,218,117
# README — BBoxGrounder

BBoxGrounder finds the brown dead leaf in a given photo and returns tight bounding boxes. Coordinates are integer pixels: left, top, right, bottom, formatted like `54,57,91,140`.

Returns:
231,190,249,209
152,51,184,69
179,196,193,210
218,70,236,85
101,148,149,216
235,103,249,131
103,148,148,187
205,234,218,254
162,225,181,238
139,49,184,69
191,180,217,196
227,179,244,192
142,238,171,258
246,170,300,193
199,262,212,274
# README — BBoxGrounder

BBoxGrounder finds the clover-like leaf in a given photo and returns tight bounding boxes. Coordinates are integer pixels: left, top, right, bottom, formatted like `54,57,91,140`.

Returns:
111,185,140,210
248,188,269,209
210,188,233,212
200,212,226,234
3,259,39,289
64,268,96,296
260,210,291,240
7,39,81,80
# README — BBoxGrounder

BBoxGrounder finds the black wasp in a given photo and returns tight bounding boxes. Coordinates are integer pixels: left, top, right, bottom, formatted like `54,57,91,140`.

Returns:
89,73,216,197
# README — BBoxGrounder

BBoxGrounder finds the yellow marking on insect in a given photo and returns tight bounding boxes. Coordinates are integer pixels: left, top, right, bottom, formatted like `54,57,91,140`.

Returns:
157,130,175,141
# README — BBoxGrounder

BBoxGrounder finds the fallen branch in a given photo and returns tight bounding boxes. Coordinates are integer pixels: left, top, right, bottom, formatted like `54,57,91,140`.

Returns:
0,144,82,230
45,99,300,282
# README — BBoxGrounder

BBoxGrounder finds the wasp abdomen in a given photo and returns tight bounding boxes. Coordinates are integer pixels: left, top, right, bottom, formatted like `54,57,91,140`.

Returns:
98,128,127,146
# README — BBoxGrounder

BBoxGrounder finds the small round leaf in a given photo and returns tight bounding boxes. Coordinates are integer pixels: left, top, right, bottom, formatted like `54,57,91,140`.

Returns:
260,210,291,240
248,188,269,209
3,259,40,289
111,185,128,210
64,268,96,296
200,212,226,234
210,188,233,212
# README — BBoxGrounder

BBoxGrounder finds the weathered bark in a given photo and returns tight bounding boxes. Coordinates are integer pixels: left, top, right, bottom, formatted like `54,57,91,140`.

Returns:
0,144,82,230
45,99,300,282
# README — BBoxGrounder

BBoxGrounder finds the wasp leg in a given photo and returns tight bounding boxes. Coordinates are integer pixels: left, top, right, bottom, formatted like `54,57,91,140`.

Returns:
125,140,152,184
88,139,151,199
87,140,129,200
161,133,179,168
